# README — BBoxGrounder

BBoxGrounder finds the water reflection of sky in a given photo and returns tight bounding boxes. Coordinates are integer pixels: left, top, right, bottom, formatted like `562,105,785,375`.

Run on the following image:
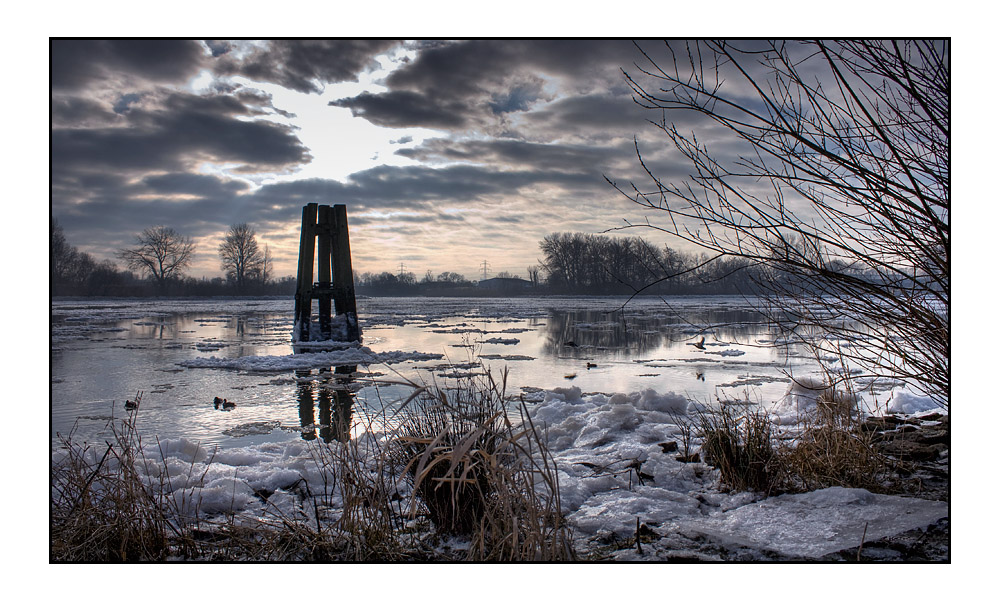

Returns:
51,296,850,449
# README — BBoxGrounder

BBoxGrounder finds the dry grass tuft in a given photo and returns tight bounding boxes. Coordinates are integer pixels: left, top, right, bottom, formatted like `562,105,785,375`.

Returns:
697,404,778,493
52,376,573,562
696,384,901,497
775,387,895,494
51,395,171,561
394,369,574,560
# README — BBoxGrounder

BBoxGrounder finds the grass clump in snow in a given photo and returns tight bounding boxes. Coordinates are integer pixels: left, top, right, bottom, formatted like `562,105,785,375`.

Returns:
696,381,899,497
51,393,172,561
776,385,895,495
698,404,779,494
393,369,574,560
51,374,573,562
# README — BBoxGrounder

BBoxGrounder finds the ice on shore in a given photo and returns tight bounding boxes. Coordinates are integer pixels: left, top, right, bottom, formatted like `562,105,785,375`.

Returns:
769,377,859,425
178,346,443,372
60,378,949,559
888,390,943,415
678,486,948,559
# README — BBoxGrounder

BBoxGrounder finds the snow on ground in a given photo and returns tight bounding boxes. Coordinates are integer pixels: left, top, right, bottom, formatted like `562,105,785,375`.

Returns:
89,377,946,560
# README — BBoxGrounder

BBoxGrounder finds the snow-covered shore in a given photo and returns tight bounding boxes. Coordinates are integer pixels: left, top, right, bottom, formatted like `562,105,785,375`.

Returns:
54,377,947,561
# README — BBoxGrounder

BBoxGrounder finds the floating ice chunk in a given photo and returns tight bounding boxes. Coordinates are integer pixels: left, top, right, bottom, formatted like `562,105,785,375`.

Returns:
637,389,688,414
714,349,746,357
178,346,443,372
482,337,519,345
545,386,583,403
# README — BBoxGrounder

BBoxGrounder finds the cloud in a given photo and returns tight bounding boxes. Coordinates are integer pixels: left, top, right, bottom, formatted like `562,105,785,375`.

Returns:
330,90,471,129
213,40,401,93
515,92,649,142
51,39,206,91
397,137,627,173
51,95,118,127
330,40,641,133
139,173,251,198
52,90,310,174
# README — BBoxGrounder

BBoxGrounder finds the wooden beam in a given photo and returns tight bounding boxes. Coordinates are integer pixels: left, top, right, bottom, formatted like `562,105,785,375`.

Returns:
317,204,333,339
331,204,360,341
295,203,318,341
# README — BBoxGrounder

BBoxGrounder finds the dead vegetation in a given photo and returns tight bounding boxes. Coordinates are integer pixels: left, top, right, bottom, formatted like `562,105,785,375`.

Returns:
51,399,171,561
393,370,573,560
50,374,574,562
696,382,926,497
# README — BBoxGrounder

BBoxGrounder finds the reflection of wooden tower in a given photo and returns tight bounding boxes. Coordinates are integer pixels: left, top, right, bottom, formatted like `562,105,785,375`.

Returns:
294,203,361,342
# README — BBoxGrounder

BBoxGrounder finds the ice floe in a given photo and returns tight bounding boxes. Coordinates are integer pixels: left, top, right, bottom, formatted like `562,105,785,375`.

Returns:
178,346,443,372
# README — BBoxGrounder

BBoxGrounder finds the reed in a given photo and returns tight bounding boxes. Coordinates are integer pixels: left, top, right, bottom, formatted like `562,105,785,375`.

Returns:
51,374,574,561
392,369,574,560
51,396,171,561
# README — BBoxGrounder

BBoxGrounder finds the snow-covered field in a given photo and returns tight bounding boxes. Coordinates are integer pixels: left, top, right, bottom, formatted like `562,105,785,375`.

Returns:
50,296,948,562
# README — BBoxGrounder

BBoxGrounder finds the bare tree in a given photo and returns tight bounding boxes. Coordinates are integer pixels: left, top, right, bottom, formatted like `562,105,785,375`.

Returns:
260,244,274,286
613,40,948,405
527,264,541,287
219,223,265,291
118,226,196,292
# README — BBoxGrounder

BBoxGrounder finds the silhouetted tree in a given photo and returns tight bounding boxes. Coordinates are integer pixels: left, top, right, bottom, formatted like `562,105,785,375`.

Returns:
219,223,265,292
118,226,196,293
527,265,542,287
260,244,274,286
615,40,948,404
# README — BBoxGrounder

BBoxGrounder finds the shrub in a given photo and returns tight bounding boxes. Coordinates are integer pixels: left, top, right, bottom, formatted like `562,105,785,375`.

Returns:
698,404,778,493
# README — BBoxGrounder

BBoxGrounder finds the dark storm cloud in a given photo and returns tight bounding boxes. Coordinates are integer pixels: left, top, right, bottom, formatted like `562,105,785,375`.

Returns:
249,162,607,216
204,40,232,57
387,40,637,95
214,40,401,93
397,137,627,173
52,90,310,173
51,96,118,127
331,40,642,133
140,173,251,197
330,90,470,129
51,39,206,90
518,93,648,140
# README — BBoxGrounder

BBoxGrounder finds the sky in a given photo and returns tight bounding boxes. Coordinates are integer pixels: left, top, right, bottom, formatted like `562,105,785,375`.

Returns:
51,38,730,281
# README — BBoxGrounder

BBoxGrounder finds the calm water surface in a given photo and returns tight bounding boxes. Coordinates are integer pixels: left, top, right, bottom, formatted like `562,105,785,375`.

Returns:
51,296,844,449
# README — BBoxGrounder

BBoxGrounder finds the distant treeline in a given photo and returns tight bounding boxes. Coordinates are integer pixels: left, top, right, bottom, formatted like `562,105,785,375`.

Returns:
537,232,761,295
51,220,298,297
51,220,815,298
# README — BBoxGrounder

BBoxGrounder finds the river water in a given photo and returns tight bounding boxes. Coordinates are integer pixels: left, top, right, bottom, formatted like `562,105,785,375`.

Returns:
51,295,874,449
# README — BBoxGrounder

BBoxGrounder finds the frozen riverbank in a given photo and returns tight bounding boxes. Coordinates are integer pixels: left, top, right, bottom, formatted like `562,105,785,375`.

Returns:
52,375,948,562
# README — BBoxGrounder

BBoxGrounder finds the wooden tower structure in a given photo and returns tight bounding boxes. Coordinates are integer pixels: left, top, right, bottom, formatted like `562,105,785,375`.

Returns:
294,203,361,343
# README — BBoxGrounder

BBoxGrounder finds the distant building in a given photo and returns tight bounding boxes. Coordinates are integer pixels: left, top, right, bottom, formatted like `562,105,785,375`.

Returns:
477,277,532,291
